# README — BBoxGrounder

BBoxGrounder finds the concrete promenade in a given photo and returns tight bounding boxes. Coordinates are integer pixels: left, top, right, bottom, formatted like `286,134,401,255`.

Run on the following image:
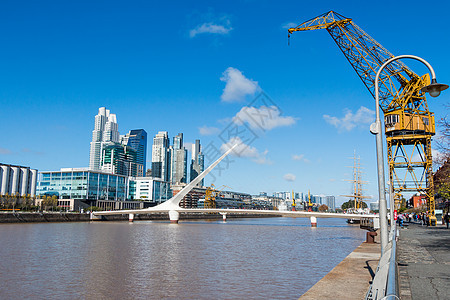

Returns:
300,241,381,299
398,222,450,300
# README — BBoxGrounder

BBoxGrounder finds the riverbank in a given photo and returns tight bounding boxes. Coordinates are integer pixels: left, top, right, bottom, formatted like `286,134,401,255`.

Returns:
300,241,380,299
0,212,281,223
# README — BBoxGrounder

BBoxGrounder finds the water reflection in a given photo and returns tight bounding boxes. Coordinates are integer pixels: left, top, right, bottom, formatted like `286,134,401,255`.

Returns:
0,218,365,299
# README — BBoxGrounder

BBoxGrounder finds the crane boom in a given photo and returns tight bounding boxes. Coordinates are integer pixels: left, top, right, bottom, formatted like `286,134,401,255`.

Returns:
289,11,437,222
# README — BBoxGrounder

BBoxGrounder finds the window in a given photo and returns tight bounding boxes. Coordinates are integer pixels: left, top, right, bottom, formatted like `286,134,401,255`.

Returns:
422,117,429,126
385,114,399,127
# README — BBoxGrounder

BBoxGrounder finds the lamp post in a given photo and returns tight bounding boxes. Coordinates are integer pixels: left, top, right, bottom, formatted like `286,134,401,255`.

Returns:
370,55,448,254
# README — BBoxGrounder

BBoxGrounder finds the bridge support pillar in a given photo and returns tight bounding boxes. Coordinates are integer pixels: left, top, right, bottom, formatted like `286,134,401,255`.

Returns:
220,212,227,222
129,213,134,222
90,212,102,221
310,216,317,227
169,210,179,224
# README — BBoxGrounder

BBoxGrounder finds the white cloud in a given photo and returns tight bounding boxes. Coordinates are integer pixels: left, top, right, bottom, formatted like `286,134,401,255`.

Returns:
220,137,271,164
0,147,12,155
292,154,310,163
282,22,297,29
283,173,296,182
220,67,259,103
199,126,220,136
189,22,232,38
323,106,374,132
233,106,296,130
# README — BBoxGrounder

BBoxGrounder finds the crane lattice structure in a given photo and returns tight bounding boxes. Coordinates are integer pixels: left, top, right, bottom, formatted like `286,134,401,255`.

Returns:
288,11,437,220
204,184,231,209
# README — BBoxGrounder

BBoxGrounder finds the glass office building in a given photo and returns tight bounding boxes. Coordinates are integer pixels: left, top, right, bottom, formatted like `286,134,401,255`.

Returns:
37,168,128,205
122,129,147,174
101,143,142,177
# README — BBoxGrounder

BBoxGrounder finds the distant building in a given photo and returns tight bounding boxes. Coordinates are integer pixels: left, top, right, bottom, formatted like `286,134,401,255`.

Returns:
311,195,321,204
408,194,427,209
152,131,170,181
89,107,120,171
170,133,188,184
273,191,291,200
0,163,38,197
121,129,147,173
370,202,379,211
128,176,171,203
101,143,142,177
37,168,135,210
324,195,336,211
190,139,205,186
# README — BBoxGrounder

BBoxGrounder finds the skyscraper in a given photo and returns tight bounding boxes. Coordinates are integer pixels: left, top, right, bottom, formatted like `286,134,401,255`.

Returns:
101,143,141,177
152,131,170,181
190,139,204,186
170,133,187,184
121,129,147,175
89,107,119,170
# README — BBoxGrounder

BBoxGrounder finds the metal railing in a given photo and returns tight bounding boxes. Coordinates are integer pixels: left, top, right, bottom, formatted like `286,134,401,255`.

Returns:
365,224,399,300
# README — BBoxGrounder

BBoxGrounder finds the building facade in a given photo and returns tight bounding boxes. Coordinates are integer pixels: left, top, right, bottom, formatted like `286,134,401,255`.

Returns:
101,143,142,177
0,163,38,196
152,131,170,181
37,168,128,205
170,133,187,184
121,129,147,174
89,107,120,171
128,176,171,203
190,139,204,186
324,195,336,211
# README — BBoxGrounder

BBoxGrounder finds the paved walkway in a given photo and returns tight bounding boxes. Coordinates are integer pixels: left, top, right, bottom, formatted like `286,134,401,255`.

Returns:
300,242,380,299
397,222,450,300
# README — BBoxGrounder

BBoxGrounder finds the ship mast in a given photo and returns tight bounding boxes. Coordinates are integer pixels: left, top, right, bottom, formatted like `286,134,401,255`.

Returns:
341,151,371,212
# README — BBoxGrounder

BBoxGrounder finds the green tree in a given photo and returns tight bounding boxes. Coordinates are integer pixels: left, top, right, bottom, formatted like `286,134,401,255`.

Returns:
434,105,450,205
341,200,368,210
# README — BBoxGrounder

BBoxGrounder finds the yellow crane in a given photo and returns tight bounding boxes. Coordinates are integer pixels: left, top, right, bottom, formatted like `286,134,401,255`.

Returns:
204,184,231,209
292,190,296,211
288,11,446,224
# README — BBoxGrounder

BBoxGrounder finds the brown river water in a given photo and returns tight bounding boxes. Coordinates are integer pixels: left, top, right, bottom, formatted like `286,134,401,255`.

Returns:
0,217,365,299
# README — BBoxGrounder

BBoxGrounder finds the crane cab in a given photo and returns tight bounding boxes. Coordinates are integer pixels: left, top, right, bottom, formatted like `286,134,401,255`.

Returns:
384,110,435,136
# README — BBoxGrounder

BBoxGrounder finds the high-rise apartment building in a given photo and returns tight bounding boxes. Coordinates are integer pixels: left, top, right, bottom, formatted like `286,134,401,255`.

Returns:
324,195,336,211
121,129,147,173
190,139,204,186
89,107,119,170
152,131,170,181
170,133,187,184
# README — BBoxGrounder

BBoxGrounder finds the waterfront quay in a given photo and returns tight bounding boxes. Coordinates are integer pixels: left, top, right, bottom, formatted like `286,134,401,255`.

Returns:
398,223,450,299
300,241,381,299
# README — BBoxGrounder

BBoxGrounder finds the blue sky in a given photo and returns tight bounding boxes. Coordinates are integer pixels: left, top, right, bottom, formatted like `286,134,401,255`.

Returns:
1,0,449,205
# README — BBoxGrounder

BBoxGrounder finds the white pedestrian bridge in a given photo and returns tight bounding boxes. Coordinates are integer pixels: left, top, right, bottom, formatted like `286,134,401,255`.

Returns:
92,144,377,225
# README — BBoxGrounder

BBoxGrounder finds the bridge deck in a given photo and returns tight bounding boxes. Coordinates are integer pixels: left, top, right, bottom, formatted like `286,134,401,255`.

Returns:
299,241,380,299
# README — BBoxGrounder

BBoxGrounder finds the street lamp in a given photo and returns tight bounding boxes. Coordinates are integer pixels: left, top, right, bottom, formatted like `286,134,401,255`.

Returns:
371,54,448,254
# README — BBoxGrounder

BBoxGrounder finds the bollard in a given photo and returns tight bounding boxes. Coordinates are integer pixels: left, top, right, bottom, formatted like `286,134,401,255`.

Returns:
129,213,134,222
310,216,317,227
366,231,377,243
